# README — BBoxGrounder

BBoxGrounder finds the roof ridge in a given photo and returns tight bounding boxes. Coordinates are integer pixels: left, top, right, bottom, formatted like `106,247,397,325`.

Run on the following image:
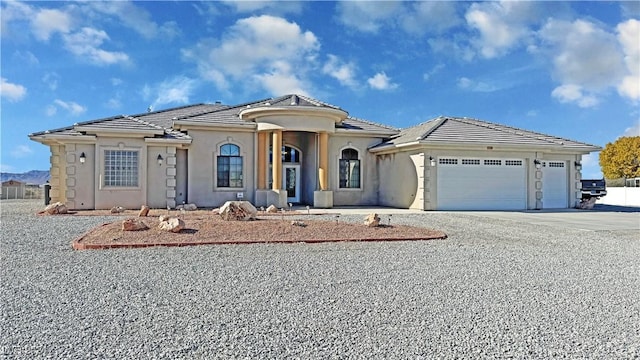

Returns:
346,115,400,131
296,94,345,111
129,103,210,118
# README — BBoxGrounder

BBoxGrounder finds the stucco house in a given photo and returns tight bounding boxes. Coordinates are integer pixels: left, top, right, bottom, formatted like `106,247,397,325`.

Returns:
29,94,600,211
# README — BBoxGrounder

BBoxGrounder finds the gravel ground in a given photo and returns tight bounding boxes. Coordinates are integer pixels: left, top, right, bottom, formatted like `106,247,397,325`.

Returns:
1,199,639,359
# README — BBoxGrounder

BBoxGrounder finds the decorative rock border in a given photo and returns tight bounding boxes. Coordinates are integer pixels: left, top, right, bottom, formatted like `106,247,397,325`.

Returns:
71,224,447,250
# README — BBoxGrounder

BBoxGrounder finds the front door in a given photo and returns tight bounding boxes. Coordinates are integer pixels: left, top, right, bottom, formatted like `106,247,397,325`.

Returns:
283,165,301,203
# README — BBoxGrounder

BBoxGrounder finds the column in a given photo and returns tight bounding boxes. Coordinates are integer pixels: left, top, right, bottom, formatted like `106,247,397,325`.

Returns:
318,132,328,190
272,130,282,190
257,132,267,190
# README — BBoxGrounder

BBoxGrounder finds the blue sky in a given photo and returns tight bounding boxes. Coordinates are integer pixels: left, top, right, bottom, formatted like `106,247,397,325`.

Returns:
1,1,639,178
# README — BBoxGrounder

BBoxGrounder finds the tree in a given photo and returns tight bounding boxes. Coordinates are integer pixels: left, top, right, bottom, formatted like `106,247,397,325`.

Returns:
599,136,640,179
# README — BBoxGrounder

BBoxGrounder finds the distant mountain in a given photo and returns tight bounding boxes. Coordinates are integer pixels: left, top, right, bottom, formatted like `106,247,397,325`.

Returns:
1,170,50,185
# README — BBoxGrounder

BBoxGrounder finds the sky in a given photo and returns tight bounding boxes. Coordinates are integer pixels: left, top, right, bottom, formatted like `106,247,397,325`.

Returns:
1,1,639,179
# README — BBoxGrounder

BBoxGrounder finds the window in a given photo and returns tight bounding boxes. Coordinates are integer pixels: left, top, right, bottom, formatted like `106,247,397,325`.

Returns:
505,160,523,166
339,148,360,188
462,159,480,165
484,159,502,166
104,150,139,187
439,158,458,165
217,144,243,188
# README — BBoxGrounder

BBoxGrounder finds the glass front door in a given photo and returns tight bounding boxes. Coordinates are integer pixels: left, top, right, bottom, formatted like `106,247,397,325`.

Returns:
283,165,300,203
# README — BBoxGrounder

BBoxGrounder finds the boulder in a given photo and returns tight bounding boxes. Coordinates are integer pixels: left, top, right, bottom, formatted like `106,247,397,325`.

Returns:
211,208,220,215
266,204,278,213
43,202,68,215
176,203,197,211
159,217,185,233
111,206,126,214
122,218,149,231
219,201,258,221
158,215,170,222
364,213,381,227
138,205,150,217
576,197,597,210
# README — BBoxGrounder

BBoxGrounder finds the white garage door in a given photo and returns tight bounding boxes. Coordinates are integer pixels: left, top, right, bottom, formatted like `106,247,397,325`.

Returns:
437,157,526,210
542,161,568,208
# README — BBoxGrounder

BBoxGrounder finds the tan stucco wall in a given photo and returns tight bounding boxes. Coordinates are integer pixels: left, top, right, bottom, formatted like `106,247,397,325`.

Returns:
376,151,422,209
93,138,147,209
186,129,256,207
329,135,383,206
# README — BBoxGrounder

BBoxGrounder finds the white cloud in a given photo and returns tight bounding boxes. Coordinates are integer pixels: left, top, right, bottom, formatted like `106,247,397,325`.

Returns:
367,72,398,91
145,76,197,107
45,105,57,117
111,78,123,86
336,1,402,33
52,99,86,116
183,15,318,95
465,1,539,58
623,121,640,137
32,8,72,40
12,51,39,66
616,19,640,101
401,2,461,35
106,98,122,110
457,77,499,92
551,84,599,108
220,1,303,15
63,27,129,65
0,163,16,172
1,78,27,102
322,55,358,88
87,1,180,39
42,72,60,91
253,61,309,96
11,145,33,158
423,64,445,81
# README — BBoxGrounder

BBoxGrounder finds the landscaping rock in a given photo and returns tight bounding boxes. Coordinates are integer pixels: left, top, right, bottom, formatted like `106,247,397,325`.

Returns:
159,217,185,233
219,201,257,221
42,202,68,215
122,218,148,231
158,215,169,222
211,208,220,215
266,204,278,213
577,197,597,210
291,220,307,227
111,206,125,214
364,213,381,227
138,205,150,217
177,203,197,211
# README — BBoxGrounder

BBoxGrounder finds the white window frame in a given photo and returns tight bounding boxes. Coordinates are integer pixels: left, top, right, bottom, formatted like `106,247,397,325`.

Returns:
102,149,140,189
214,143,245,190
338,146,362,190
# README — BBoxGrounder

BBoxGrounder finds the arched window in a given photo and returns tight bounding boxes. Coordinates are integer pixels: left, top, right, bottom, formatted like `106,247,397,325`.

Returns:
339,148,360,188
217,144,243,188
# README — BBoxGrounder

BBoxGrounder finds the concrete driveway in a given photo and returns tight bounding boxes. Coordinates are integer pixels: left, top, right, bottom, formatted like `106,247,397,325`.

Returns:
310,204,639,231
461,206,639,231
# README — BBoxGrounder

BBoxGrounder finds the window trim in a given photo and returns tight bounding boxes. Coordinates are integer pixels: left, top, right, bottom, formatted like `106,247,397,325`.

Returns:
214,142,245,190
101,148,141,189
338,146,362,190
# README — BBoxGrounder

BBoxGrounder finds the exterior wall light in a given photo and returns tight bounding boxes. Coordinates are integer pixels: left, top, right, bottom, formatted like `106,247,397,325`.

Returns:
575,161,582,171
429,156,437,167
534,159,542,169
157,154,164,166
79,152,86,164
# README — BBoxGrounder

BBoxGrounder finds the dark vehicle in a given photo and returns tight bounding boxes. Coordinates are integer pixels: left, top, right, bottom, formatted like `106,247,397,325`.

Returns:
580,179,607,200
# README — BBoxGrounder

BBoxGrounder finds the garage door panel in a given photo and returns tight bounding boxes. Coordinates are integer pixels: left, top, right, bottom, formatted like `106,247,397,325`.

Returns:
437,157,526,210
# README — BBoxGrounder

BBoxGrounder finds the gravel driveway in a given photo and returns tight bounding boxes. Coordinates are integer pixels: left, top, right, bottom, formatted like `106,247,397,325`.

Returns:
1,200,639,359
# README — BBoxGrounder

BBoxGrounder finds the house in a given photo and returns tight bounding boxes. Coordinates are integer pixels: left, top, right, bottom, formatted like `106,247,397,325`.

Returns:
29,94,600,211
1,180,42,200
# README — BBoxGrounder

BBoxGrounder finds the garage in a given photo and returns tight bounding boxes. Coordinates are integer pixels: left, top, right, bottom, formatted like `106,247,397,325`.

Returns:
542,161,568,208
436,157,527,210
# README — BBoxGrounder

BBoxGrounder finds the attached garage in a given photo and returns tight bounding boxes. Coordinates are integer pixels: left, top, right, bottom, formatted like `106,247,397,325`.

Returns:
436,157,527,210
542,161,568,208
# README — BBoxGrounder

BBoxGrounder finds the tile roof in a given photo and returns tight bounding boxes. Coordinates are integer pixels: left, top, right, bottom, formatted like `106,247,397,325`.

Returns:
374,116,600,150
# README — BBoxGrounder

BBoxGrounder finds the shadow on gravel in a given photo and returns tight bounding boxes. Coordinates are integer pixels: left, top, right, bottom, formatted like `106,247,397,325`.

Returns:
590,204,640,213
